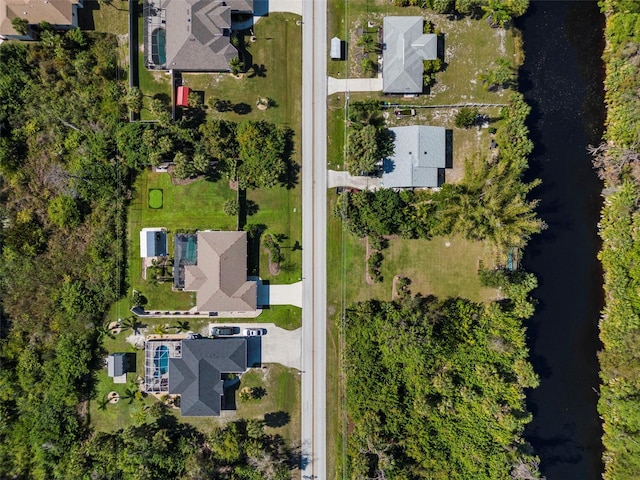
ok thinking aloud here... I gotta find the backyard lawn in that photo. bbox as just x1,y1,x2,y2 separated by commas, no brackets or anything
78,0,129,34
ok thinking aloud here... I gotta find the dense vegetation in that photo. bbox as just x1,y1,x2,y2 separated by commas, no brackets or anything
593,1,640,478
392,0,528,26
0,31,129,478
199,118,293,188
0,32,297,479
62,416,296,480
344,271,541,479
335,93,545,249
345,100,394,176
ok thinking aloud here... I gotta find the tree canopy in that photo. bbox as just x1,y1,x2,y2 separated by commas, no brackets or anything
344,274,541,479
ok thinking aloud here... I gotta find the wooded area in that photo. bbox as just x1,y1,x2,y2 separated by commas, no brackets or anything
0,32,296,478
593,1,640,478
343,270,541,479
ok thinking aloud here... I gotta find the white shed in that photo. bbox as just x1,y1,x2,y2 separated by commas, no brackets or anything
330,37,342,60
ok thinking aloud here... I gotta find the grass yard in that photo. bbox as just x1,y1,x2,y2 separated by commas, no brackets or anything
248,185,302,284
148,189,163,209
234,365,301,443
78,0,130,34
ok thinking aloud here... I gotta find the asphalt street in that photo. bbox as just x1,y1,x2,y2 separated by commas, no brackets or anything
301,0,328,478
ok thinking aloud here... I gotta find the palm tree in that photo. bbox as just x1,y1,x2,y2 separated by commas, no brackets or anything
151,324,168,335
229,57,243,75
356,33,377,54
122,386,139,404
481,0,512,28
97,322,116,341
172,320,191,333
96,394,110,411
120,316,142,335
361,57,376,75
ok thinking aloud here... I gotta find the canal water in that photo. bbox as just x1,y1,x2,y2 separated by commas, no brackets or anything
517,2,605,479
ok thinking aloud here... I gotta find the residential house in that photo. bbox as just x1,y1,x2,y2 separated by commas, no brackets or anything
382,16,438,94
144,0,253,71
0,0,83,40
381,125,447,188
169,337,247,416
183,230,257,312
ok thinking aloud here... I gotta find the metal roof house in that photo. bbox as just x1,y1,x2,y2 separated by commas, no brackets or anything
0,0,82,39
140,227,168,258
382,16,438,94
144,0,253,71
381,126,446,188
184,231,257,312
169,338,247,416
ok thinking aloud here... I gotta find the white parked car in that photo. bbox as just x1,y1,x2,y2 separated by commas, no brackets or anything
244,328,266,336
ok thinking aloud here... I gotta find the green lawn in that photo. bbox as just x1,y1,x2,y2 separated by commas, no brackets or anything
148,189,163,209
235,364,301,442
248,185,302,284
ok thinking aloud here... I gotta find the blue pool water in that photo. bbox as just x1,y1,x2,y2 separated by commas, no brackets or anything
154,345,169,375
152,28,166,66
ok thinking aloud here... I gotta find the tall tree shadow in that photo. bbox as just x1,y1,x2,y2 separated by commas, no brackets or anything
279,127,299,189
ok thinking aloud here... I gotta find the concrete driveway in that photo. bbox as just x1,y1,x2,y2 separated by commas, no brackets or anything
328,74,383,95
257,281,303,308
208,322,301,370
327,170,382,189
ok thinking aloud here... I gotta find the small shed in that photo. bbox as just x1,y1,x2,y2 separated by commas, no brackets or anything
176,86,190,107
107,353,128,383
330,37,342,60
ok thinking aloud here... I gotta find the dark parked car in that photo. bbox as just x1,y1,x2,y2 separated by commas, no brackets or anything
210,326,237,337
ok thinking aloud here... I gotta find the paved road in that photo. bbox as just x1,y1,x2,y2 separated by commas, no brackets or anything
301,0,327,477
327,74,383,95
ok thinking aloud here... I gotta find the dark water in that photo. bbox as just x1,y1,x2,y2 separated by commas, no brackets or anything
517,2,605,479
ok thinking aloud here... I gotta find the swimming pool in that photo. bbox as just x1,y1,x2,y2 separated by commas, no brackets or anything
154,345,169,375
151,28,166,66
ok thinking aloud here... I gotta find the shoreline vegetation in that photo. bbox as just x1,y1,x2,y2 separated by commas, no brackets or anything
330,1,546,478
592,1,640,478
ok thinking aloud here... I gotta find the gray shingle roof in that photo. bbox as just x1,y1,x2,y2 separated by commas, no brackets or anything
184,231,257,312
381,126,446,188
158,0,253,71
382,16,438,94
169,338,247,416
